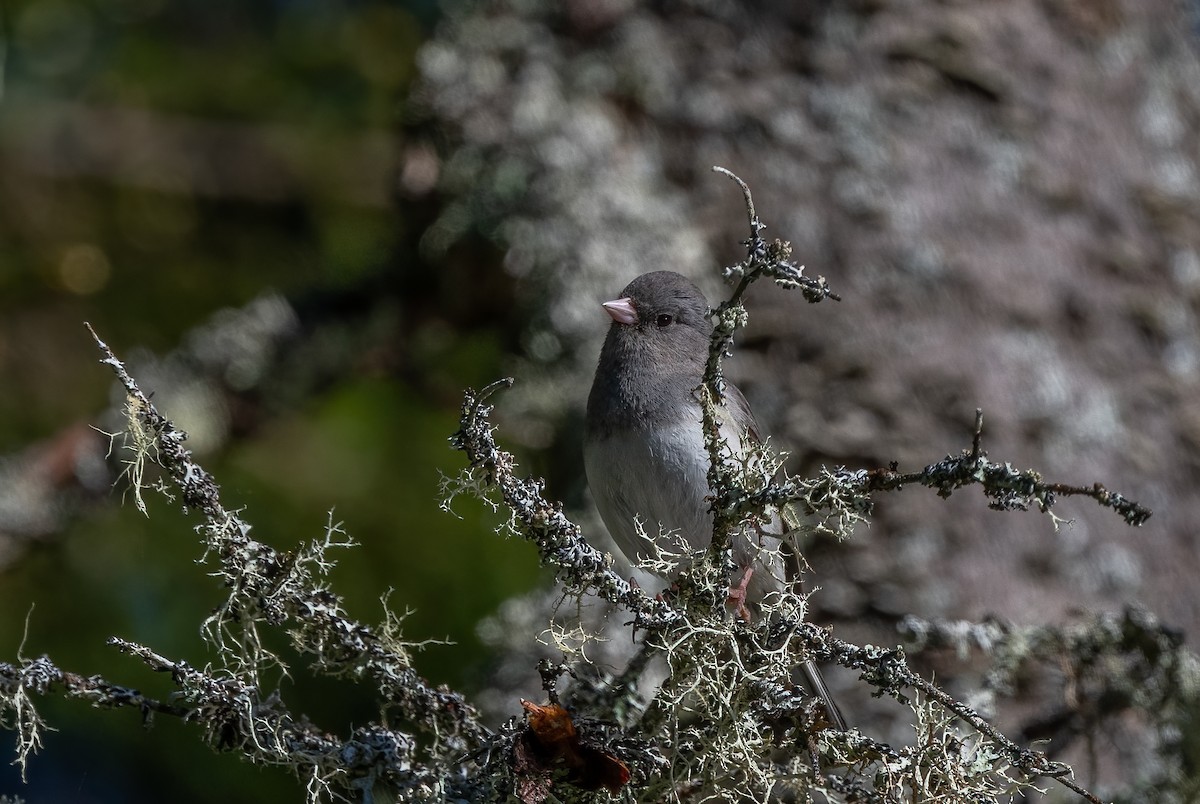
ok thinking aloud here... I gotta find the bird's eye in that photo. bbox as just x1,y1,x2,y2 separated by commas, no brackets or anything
656,314,673,327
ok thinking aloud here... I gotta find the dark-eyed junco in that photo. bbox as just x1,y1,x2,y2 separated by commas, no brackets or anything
584,270,846,730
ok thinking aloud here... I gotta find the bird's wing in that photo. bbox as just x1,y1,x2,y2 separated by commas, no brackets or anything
723,381,762,445
727,382,848,730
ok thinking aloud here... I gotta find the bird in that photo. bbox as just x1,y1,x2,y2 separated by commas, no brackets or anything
583,270,846,730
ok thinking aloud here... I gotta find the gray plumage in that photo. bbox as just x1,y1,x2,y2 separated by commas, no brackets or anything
584,270,846,730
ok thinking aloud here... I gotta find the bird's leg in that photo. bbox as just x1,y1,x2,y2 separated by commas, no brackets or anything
727,567,755,622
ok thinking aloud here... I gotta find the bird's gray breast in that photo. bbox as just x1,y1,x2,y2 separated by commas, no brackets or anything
584,417,720,571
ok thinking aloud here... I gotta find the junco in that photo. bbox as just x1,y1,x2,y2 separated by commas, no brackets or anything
584,270,846,730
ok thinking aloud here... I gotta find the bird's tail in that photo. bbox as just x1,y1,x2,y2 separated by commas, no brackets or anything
802,658,848,731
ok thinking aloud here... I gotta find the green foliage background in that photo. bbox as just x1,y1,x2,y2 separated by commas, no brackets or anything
0,2,544,801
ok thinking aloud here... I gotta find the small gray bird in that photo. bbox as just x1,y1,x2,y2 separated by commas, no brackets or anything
584,270,846,730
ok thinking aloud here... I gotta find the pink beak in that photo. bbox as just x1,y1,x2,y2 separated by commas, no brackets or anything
602,297,638,325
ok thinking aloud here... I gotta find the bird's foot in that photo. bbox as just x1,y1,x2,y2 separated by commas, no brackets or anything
727,567,754,622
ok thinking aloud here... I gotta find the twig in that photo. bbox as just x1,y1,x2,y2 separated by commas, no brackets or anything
700,167,841,557
800,624,1105,803
449,378,683,632
83,322,492,753
861,418,1152,526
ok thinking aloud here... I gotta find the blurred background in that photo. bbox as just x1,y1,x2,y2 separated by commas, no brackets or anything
2,0,1199,801
0,1,545,801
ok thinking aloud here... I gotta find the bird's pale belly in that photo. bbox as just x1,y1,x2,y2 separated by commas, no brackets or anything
585,417,789,602
584,421,716,570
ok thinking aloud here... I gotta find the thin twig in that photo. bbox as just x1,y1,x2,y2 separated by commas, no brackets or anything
84,322,493,752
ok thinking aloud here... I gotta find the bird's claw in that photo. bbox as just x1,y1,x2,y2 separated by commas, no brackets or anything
728,567,755,622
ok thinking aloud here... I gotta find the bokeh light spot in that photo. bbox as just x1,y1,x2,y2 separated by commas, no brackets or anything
58,243,112,295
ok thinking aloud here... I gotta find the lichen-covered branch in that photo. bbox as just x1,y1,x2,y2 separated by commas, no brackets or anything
701,167,840,558
694,178,1149,539
863,409,1152,527
108,638,433,799
0,638,445,800
900,606,1200,764
82,323,491,757
0,652,185,780
448,378,683,633
437,170,1156,803
1,171,1169,804
448,373,1111,802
